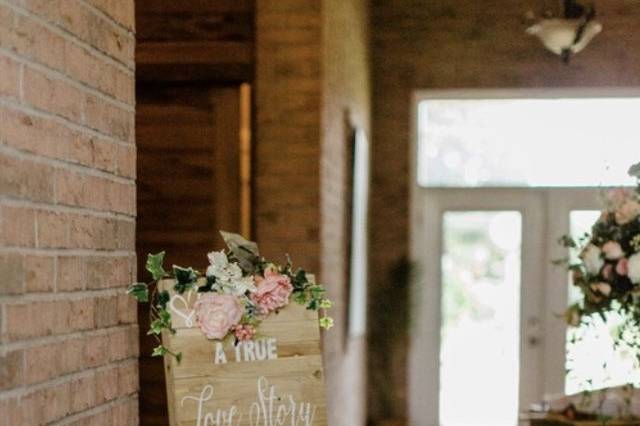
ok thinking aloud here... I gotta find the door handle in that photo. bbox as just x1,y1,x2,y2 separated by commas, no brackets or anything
526,316,542,347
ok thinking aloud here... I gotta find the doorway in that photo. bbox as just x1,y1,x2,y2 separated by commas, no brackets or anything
135,82,251,424
408,90,640,426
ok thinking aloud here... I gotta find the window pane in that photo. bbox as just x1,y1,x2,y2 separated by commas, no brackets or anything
418,98,640,187
565,210,640,394
441,211,522,426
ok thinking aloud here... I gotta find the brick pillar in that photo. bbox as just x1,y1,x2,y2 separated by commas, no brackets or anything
0,1,138,423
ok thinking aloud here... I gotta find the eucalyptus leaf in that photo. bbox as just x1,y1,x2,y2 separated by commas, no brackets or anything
220,230,259,273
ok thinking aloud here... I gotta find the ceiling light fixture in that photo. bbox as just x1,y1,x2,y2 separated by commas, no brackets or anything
526,0,602,63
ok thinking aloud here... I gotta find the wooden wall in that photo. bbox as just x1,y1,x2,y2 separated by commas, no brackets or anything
321,1,371,425
136,0,254,82
369,0,640,423
255,2,373,425
135,2,255,424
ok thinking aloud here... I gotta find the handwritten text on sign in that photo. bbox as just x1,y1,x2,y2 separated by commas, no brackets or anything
181,377,317,426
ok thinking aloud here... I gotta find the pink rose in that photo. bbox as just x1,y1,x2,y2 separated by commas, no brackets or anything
602,241,624,260
607,188,631,205
615,200,640,225
616,258,629,276
194,294,243,340
233,324,256,342
251,269,293,315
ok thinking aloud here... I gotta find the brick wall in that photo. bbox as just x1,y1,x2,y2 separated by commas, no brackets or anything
0,0,138,424
369,0,640,422
256,1,371,424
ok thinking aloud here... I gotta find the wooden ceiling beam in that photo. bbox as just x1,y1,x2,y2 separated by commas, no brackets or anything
136,41,253,66
135,0,253,14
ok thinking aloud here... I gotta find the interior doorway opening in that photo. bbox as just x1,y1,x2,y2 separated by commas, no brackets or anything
409,90,640,426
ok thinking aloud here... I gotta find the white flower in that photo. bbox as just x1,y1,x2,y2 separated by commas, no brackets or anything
627,253,640,284
580,244,604,275
206,250,256,295
602,241,624,260
590,282,612,297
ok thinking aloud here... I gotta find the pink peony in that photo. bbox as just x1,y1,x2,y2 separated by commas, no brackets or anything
602,241,624,260
607,188,631,205
233,324,256,342
194,294,243,340
616,258,629,276
250,269,293,316
615,200,640,225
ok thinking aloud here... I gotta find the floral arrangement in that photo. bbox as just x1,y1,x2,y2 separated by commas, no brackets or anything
128,231,333,362
560,163,640,356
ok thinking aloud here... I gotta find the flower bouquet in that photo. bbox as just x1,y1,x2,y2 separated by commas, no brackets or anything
128,231,333,362
560,163,640,345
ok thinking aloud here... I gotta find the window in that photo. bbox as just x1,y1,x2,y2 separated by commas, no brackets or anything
417,97,640,188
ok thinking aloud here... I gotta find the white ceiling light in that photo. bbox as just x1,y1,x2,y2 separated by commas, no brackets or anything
526,0,602,63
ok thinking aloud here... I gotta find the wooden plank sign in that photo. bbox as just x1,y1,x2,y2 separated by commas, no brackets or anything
159,280,328,425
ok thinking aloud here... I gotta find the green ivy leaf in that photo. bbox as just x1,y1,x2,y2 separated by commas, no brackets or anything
157,290,170,310
147,320,163,335
151,345,168,357
198,275,216,293
127,283,149,302
148,308,173,336
146,252,166,281
307,299,319,311
292,269,308,291
319,316,334,330
173,265,197,294
175,352,183,363
158,309,172,324
292,291,308,305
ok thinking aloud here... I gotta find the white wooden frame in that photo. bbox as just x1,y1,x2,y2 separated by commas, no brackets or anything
408,88,640,426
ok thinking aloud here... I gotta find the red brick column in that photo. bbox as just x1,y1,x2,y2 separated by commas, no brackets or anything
0,0,138,423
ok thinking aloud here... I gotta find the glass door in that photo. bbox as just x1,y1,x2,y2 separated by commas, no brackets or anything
440,211,523,425
409,188,546,426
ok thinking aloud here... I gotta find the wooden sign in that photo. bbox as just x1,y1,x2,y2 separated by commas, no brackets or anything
159,280,328,425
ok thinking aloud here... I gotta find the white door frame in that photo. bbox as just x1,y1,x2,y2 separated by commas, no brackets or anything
542,189,605,396
409,188,547,425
